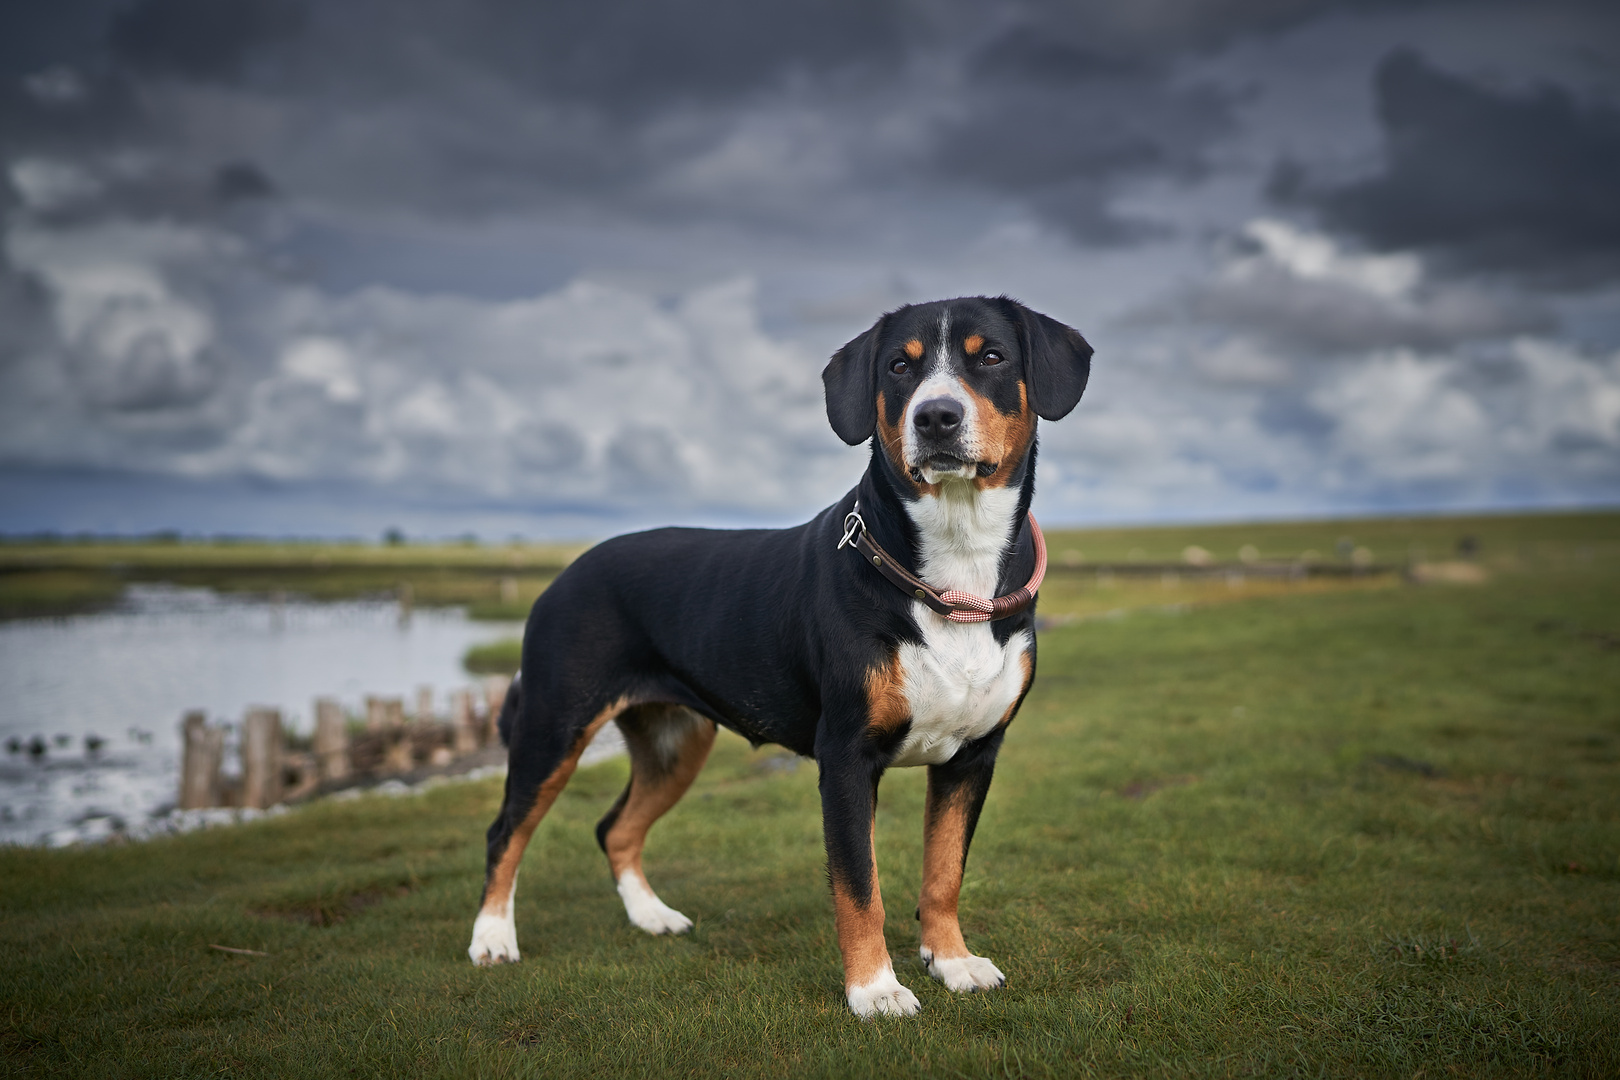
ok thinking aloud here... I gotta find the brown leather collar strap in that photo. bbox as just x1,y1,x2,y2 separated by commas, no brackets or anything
838,502,1047,624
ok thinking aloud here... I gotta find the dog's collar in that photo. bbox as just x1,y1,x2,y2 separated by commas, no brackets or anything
837,500,1047,624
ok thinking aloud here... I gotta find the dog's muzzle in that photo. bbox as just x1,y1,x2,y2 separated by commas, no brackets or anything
909,396,987,479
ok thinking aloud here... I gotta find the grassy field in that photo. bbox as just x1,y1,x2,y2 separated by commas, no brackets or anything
0,536,585,620
460,510,1617,676
5,509,1611,624
2,513,1618,1077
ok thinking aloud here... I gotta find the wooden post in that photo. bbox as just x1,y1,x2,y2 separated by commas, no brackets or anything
415,685,435,724
241,707,284,809
314,697,350,782
365,695,387,732
382,696,412,772
452,689,478,754
179,710,223,810
482,675,510,747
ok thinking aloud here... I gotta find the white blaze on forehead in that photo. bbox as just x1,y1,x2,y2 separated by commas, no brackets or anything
901,309,984,473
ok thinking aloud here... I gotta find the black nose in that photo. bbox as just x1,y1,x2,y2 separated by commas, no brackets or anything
913,397,963,434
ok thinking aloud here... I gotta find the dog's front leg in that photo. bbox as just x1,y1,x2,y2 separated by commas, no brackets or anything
919,730,1007,992
817,740,920,1018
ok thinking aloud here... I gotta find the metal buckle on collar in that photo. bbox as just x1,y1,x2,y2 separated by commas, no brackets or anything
837,502,866,550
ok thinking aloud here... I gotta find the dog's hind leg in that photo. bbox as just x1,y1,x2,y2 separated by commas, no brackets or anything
595,704,716,935
469,695,627,965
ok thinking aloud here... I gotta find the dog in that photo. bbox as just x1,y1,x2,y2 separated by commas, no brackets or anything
468,296,1092,1017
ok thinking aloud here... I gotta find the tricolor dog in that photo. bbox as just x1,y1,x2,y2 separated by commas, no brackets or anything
469,296,1092,1017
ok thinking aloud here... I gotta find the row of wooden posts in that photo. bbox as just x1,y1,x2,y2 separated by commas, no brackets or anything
178,675,512,811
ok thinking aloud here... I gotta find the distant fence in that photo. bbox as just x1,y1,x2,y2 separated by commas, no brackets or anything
178,675,512,811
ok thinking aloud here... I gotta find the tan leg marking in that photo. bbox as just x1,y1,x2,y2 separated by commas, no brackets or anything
836,817,921,1016
919,779,971,961
478,697,627,916
918,776,1007,991
602,708,716,886
833,818,890,988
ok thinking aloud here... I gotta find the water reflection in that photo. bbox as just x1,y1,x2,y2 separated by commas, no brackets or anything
0,584,521,846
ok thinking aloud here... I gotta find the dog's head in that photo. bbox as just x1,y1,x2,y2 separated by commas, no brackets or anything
822,297,1092,491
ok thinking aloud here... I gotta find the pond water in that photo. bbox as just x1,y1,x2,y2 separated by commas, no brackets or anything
0,585,524,847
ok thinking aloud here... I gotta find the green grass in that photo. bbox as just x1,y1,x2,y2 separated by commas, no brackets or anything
6,508,1614,622
1038,508,1620,565
464,637,525,676
0,536,588,572
4,517,1619,1078
0,568,127,619
6,508,1613,621
0,537,579,620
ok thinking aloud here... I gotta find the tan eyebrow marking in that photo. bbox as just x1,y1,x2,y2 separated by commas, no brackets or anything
904,339,924,359
963,334,984,355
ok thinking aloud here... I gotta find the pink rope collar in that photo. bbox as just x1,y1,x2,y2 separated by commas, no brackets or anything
839,502,1047,623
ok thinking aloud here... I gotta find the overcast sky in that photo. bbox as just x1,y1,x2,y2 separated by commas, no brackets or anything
2,0,1618,537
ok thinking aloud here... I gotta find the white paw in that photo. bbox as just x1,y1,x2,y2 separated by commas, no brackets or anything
847,966,922,1018
468,910,520,965
617,870,694,936
920,947,1005,992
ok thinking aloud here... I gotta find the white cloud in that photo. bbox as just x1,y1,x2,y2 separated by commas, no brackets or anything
1133,218,1553,355
1238,218,1420,299
1509,339,1620,470
1031,326,1620,522
1303,340,1620,498
1311,349,1491,485
7,159,101,212
1189,337,1294,386
2,210,1613,531
146,274,853,513
5,221,223,411
280,338,362,403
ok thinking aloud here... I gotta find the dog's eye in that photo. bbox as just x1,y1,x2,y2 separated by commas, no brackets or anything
889,358,909,375
981,350,1004,366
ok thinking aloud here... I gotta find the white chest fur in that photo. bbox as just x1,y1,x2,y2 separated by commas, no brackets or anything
890,483,1032,768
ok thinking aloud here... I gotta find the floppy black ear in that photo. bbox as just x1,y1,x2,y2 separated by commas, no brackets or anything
997,299,1093,421
821,317,885,445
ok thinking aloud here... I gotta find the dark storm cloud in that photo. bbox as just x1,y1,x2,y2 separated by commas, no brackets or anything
212,162,275,202
0,64,141,161
0,0,1329,239
0,256,53,371
103,0,905,107
109,0,308,81
939,26,1235,242
3,0,910,229
3,0,1617,531
410,0,904,111
1276,48,1620,286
